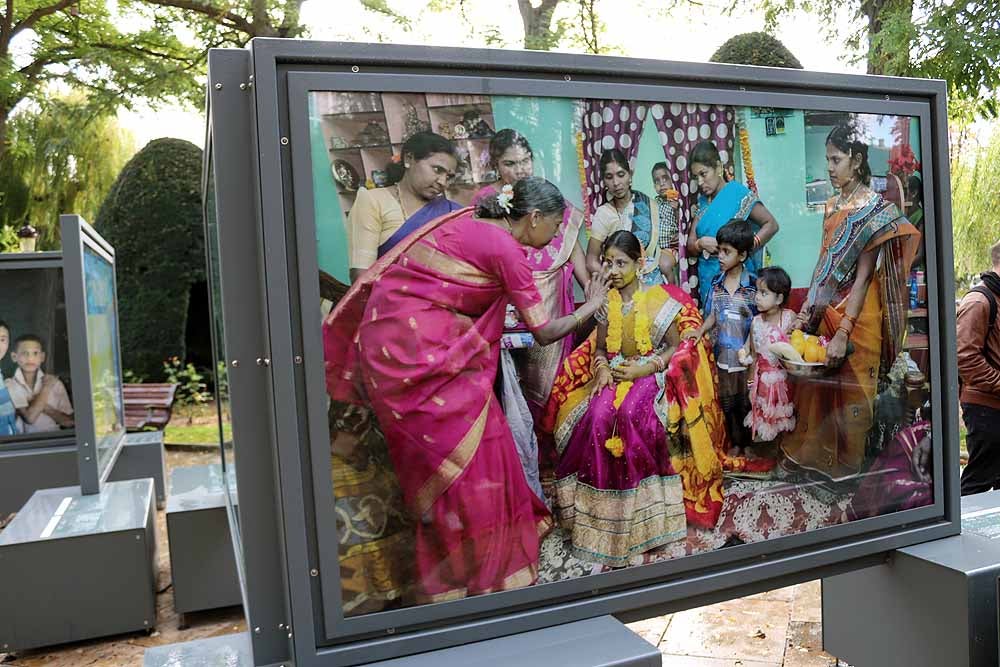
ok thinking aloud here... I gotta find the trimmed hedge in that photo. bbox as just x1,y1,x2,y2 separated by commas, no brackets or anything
710,32,804,69
95,138,204,379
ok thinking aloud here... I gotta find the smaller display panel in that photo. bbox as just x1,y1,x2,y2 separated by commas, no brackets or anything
0,267,74,443
82,245,126,480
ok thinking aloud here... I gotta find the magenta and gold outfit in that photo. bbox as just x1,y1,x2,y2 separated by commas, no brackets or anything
324,208,553,603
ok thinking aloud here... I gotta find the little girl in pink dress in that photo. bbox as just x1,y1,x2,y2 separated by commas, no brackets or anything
739,267,796,442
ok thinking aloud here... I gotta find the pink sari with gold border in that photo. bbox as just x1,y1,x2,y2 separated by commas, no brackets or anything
325,208,553,602
474,184,585,411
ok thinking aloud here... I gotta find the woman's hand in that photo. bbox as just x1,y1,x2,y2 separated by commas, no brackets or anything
590,366,614,398
584,269,611,308
681,328,702,342
791,311,809,331
611,360,648,382
825,329,849,367
697,236,719,255
738,348,753,367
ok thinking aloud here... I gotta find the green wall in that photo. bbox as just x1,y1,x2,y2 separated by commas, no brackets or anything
310,95,350,282
491,96,585,209
743,110,822,287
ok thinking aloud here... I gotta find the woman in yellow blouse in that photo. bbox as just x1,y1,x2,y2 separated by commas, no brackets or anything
347,131,460,283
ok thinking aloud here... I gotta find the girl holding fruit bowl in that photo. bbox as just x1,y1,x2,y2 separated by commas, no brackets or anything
779,121,921,481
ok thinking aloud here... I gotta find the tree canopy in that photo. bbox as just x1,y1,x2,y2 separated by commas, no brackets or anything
0,1,200,158
1,93,134,248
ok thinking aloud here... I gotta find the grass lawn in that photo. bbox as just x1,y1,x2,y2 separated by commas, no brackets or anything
164,422,232,445
163,401,232,445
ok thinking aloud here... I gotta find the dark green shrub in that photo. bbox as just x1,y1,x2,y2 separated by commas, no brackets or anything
95,138,204,379
710,32,804,69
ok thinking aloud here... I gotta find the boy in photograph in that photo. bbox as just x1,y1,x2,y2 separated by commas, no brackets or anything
5,334,74,433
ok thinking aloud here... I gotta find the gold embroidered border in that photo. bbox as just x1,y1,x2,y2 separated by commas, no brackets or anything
518,301,550,329
413,399,490,515
404,243,498,286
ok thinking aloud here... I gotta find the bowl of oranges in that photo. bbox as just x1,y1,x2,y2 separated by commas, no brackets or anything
769,330,832,379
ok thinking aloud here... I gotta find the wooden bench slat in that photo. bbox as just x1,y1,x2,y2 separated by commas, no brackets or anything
122,383,179,432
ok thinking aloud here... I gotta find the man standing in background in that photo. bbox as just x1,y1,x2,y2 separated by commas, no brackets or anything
958,240,1000,495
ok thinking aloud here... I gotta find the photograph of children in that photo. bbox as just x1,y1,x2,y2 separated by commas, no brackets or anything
307,91,933,614
0,268,73,440
5,333,74,433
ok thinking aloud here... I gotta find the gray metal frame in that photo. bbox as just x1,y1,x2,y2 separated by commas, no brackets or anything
208,38,959,667
60,215,127,495
205,47,293,667
0,251,76,453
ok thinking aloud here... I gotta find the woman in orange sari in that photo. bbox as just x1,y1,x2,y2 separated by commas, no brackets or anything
782,123,921,480
325,178,609,603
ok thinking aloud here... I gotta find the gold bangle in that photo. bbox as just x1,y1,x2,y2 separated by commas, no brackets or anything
571,311,583,328
837,324,853,338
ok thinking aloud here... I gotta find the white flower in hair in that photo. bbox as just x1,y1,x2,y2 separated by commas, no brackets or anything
496,183,514,214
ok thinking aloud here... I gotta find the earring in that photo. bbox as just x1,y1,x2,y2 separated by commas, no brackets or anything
531,222,537,229
404,164,411,169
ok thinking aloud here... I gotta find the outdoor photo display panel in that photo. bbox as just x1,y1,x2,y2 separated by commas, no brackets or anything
310,91,933,616
82,245,126,478
0,267,73,443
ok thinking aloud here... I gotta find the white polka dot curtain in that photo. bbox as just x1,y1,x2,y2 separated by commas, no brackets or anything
581,100,649,216
647,103,735,295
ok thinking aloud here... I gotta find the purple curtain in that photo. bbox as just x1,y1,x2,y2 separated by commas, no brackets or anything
648,103,735,295
581,100,649,218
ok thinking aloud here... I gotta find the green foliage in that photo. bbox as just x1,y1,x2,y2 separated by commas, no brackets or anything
215,360,230,402
123,369,148,384
950,126,1000,287
1,93,135,248
0,1,201,153
163,356,210,405
710,32,803,69
95,138,205,379
122,0,308,49
725,0,1000,116
0,225,18,253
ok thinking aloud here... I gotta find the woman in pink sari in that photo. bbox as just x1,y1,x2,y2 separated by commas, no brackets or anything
325,178,609,603
472,129,590,417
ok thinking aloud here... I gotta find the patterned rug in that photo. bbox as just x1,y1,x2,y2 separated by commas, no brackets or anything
537,471,854,581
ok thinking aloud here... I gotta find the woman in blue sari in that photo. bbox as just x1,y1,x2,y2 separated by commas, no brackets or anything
685,141,779,307
347,131,461,283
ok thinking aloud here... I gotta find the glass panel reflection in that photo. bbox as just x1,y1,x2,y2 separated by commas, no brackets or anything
83,246,125,478
311,93,934,614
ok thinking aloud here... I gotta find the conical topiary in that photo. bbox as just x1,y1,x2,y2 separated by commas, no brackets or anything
710,32,804,69
94,138,204,379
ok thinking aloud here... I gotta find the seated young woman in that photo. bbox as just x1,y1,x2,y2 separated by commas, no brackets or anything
546,230,737,567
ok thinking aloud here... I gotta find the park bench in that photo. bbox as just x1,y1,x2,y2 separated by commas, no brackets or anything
123,383,179,432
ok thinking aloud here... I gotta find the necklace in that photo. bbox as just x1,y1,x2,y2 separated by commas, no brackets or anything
393,184,411,219
836,180,862,209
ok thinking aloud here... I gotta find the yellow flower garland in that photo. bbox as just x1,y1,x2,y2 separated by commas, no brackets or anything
601,286,655,459
605,288,653,356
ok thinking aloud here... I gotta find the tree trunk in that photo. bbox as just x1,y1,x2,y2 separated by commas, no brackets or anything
517,0,562,51
0,106,9,164
863,0,913,75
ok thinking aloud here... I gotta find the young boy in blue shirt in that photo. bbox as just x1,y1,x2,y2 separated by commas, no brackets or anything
683,219,757,454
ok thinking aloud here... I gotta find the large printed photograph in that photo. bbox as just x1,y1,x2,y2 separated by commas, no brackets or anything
309,91,933,615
